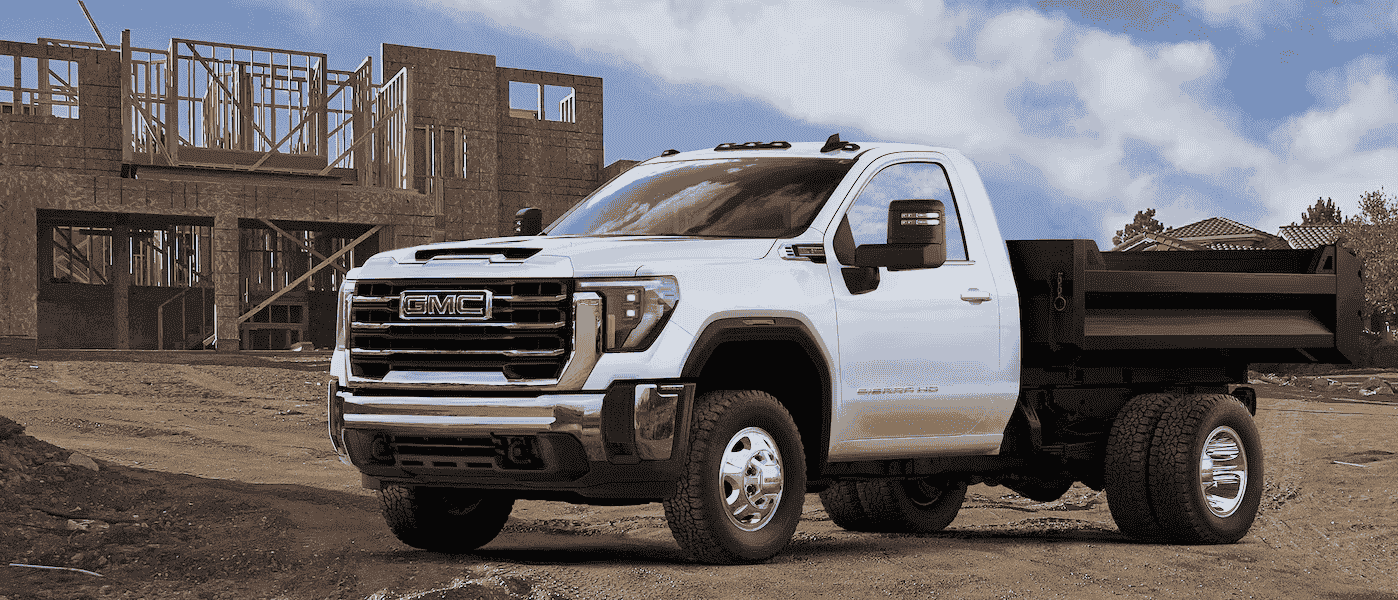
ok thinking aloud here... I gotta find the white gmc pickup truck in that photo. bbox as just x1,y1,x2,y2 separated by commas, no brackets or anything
328,135,1360,563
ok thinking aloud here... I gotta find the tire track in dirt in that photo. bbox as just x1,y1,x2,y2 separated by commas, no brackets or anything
171,364,282,400
1252,397,1398,593
1252,400,1310,558
1258,402,1305,515
46,361,107,395
9,359,1397,599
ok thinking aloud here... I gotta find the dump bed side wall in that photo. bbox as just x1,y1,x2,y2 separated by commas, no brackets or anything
1005,240,1360,369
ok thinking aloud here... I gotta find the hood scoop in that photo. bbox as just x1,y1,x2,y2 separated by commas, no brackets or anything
415,247,542,262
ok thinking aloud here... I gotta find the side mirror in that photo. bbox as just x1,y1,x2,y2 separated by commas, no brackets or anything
854,199,946,269
514,207,543,236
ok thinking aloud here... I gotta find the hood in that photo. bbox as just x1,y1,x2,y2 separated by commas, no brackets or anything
358,235,777,279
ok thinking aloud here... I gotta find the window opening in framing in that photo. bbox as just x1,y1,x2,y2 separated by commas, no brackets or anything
239,228,364,299
508,82,576,122
239,225,372,350
1,54,80,118
51,225,211,286
545,85,575,123
508,81,541,119
417,125,466,193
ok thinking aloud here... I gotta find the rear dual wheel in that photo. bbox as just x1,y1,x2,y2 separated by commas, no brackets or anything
1149,394,1263,543
1105,393,1184,540
1105,393,1263,544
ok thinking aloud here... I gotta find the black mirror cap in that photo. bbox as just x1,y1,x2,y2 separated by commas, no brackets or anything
854,243,946,269
887,199,945,245
850,198,947,269
514,207,543,236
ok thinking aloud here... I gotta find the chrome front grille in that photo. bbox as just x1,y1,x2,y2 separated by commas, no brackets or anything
349,279,573,380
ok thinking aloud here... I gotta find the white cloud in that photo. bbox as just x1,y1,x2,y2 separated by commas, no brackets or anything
1287,57,1397,160
1181,0,1305,40
244,0,328,30
416,0,1397,244
1324,0,1398,42
1257,55,1398,229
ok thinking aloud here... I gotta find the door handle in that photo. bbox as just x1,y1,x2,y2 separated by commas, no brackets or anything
960,288,992,304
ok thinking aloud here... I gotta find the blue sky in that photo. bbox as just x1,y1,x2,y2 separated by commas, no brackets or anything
5,0,1397,246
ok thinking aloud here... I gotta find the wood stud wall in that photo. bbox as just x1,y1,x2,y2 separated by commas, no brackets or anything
0,35,607,352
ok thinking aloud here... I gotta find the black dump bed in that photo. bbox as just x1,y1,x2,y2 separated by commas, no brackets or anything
1006,240,1361,368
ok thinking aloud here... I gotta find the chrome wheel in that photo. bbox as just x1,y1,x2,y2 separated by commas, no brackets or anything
1145,394,1262,544
719,426,784,531
1199,425,1248,517
663,390,806,563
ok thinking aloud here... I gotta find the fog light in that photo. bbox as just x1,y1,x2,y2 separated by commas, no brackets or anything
369,434,393,462
497,436,543,469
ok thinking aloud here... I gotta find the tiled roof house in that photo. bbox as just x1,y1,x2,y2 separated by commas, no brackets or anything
1112,217,1293,251
1278,224,1344,250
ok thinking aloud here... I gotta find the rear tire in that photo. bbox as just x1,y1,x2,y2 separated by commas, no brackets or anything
856,477,967,533
1148,394,1263,544
379,485,514,552
662,390,806,564
1104,392,1183,541
819,481,880,532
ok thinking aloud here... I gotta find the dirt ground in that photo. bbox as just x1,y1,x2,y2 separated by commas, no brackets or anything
1,351,1395,600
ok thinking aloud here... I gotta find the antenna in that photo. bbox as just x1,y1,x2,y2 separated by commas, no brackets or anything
77,1,113,50
821,133,859,153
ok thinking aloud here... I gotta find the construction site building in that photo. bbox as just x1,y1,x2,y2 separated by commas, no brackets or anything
0,31,608,352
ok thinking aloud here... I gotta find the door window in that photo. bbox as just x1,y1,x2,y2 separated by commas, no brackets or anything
844,162,968,261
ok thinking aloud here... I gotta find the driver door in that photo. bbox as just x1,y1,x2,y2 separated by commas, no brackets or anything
826,159,1002,461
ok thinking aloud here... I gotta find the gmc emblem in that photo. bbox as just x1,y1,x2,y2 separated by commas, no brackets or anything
399,290,493,320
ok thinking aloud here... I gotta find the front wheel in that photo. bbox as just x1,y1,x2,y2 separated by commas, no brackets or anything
1148,393,1264,544
662,390,806,564
856,477,967,533
379,485,514,552
819,481,880,532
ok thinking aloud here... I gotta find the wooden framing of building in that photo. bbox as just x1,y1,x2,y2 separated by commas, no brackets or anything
0,30,604,352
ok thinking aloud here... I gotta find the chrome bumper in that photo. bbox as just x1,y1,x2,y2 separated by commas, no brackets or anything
329,382,690,463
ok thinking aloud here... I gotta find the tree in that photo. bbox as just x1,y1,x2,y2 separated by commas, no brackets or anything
1113,208,1167,246
1339,187,1398,321
1296,196,1343,226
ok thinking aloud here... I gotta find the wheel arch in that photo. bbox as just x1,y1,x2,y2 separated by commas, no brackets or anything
681,317,832,481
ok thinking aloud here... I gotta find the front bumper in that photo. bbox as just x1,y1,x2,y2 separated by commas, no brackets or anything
328,379,695,499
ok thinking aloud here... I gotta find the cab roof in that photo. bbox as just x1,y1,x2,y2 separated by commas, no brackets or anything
643,136,961,164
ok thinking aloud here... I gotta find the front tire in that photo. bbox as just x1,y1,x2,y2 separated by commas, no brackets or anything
819,481,880,532
379,485,514,552
1148,394,1263,544
856,477,967,533
662,390,806,564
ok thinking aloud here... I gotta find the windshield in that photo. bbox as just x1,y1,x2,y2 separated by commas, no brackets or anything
544,158,855,238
